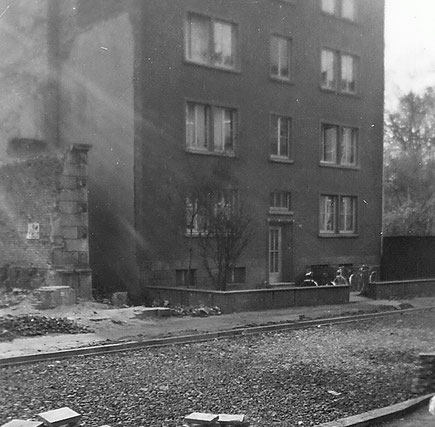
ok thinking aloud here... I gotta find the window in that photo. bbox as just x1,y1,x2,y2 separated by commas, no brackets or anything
186,102,209,150
186,198,207,235
186,102,237,155
321,49,358,94
321,49,336,90
270,191,291,213
321,123,357,166
186,14,238,70
271,115,292,159
185,190,238,235
341,0,356,20
321,0,356,21
226,267,246,284
214,107,236,153
320,195,357,234
270,36,291,80
176,269,196,287
339,196,356,233
340,54,357,93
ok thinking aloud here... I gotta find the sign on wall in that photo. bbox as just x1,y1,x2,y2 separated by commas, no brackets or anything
26,222,40,240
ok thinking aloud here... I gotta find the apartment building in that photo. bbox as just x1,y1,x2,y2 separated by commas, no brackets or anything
1,0,384,295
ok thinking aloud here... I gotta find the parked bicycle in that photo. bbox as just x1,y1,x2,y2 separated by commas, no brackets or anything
331,267,349,286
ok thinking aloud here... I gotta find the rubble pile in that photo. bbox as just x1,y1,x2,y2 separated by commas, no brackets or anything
0,315,92,341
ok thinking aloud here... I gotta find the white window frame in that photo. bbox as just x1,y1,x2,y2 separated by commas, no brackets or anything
321,0,357,21
320,194,357,235
269,191,291,214
340,53,357,94
186,102,210,151
186,101,237,155
339,196,357,233
321,49,359,94
270,35,292,81
186,13,238,71
321,49,337,90
321,123,358,167
270,115,292,159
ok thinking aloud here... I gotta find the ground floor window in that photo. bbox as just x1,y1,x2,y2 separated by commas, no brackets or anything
175,269,196,287
320,194,357,235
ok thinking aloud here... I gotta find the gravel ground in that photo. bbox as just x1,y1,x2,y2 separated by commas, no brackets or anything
1,310,435,427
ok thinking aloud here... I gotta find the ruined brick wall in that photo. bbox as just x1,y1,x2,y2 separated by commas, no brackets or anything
0,144,92,298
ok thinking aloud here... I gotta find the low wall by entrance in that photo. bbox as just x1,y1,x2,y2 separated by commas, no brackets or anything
144,285,350,314
366,279,435,300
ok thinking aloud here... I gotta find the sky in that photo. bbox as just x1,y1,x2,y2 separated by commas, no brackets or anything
385,0,435,109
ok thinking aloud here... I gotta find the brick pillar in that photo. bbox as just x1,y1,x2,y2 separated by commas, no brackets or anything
412,353,435,394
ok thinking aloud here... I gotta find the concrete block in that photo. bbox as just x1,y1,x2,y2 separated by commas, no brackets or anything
64,239,88,252
184,413,219,425
59,176,77,190
37,286,76,309
58,202,80,214
52,249,79,266
218,414,247,425
37,407,81,427
59,189,87,202
63,163,87,177
1,421,44,427
60,214,88,228
62,227,79,239
112,292,128,307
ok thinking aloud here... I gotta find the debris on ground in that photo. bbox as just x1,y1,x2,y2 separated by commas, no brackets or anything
0,314,92,341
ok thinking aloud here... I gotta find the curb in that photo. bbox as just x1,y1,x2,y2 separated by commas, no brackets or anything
316,393,434,426
0,306,434,368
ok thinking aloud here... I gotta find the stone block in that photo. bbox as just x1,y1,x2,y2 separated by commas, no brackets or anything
62,163,88,177
112,292,128,307
58,202,79,214
52,249,79,266
218,414,247,425
184,413,219,425
62,227,79,239
37,407,81,427
1,421,43,427
64,239,88,252
59,176,77,190
59,189,87,202
36,286,76,309
60,214,88,228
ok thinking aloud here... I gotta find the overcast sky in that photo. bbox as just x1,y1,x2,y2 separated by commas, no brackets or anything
385,0,435,109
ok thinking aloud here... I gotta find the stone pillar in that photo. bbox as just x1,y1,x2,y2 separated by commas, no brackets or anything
412,353,435,394
50,143,93,300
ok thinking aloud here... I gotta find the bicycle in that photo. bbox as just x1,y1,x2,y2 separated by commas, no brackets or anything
349,265,372,293
331,267,349,286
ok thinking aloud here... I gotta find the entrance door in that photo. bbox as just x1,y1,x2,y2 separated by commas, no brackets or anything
269,226,282,283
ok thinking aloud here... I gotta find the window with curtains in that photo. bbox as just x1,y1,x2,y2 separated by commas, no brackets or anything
270,35,292,81
185,13,238,70
321,49,358,94
321,0,357,21
186,102,237,155
320,195,357,235
321,123,358,167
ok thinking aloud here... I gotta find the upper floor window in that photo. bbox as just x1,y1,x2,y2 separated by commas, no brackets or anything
321,0,356,21
321,123,358,166
186,14,238,70
270,36,292,81
271,115,292,159
269,191,291,214
321,49,358,94
320,194,357,235
340,54,357,93
186,102,237,155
